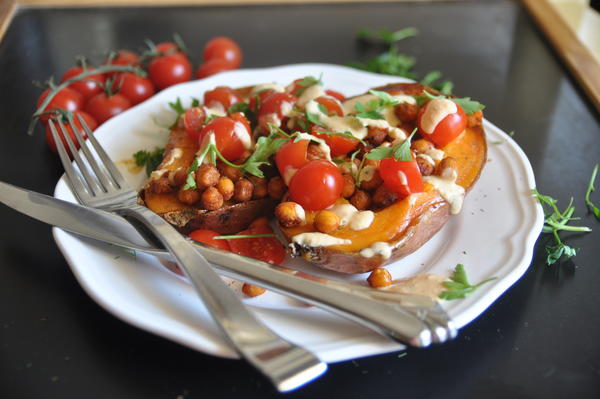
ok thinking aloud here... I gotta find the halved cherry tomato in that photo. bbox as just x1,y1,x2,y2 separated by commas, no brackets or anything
195,58,235,79
148,53,192,90
325,89,346,101
198,116,250,161
113,73,155,105
249,89,275,113
311,125,359,157
61,66,106,100
315,95,343,116
84,92,131,125
257,92,297,132
182,107,206,141
203,86,241,111
379,156,424,198
188,229,231,251
289,160,343,210
275,139,309,183
417,99,467,148
227,224,286,265
203,37,242,69
45,111,98,156
229,112,251,134
36,88,84,123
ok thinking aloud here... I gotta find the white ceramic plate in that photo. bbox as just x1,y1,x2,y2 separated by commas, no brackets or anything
52,64,544,363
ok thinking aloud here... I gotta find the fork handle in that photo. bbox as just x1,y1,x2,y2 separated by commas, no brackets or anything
120,204,326,392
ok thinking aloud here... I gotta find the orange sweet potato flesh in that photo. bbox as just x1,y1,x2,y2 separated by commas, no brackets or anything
281,83,487,274
140,127,276,234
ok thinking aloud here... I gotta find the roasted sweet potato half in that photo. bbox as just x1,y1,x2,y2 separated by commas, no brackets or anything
280,83,487,273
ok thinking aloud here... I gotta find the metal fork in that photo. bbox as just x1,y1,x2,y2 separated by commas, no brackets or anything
48,116,327,392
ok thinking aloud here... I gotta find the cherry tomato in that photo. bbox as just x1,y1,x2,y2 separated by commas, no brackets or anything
45,111,98,157
182,106,207,141
198,116,250,161
227,224,286,265
257,92,297,132
36,88,84,123
148,53,192,90
325,89,346,101
188,229,231,251
61,67,106,100
311,125,358,157
195,58,235,79
275,139,309,183
315,95,343,116
103,50,140,78
379,156,424,197
249,89,275,113
113,73,155,105
286,77,318,97
289,160,343,210
417,99,467,148
84,92,131,125
203,86,241,111
203,37,242,69
229,112,251,135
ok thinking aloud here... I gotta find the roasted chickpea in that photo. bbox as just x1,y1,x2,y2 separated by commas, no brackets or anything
242,283,266,298
314,210,340,234
267,176,286,200
394,102,418,122
307,143,328,161
437,157,459,179
416,156,435,176
372,185,399,209
366,126,387,146
177,187,201,205
367,268,392,288
170,168,187,187
195,164,220,190
275,201,305,228
411,138,434,154
341,174,356,198
360,168,383,192
234,178,254,202
217,176,234,201
150,177,174,194
350,189,371,210
467,110,483,127
250,176,268,199
201,186,224,210
217,161,243,182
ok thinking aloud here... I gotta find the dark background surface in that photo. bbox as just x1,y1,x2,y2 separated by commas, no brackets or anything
1,1,599,398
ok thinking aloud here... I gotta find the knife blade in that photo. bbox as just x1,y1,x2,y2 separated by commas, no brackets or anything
0,180,455,347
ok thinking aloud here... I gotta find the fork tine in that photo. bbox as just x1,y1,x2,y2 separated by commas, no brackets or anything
56,119,105,197
67,115,116,193
77,114,128,189
48,120,93,203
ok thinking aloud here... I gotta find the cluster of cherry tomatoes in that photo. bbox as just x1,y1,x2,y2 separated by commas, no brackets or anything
35,36,243,155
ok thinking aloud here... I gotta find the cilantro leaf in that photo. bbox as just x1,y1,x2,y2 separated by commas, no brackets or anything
294,75,323,96
168,97,185,116
356,27,418,45
366,128,416,161
365,146,393,160
585,163,600,220
420,70,442,87
354,99,384,120
241,135,289,177
532,188,592,265
317,103,329,116
133,147,165,176
369,89,400,107
191,97,200,107
306,112,322,125
439,264,497,300
228,102,251,115
183,156,199,190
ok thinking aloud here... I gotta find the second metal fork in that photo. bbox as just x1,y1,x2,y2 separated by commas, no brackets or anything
48,115,326,392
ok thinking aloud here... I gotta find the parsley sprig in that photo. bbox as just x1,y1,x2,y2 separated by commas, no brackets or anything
439,264,497,300
366,128,417,162
585,164,600,220
416,91,485,115
133,147,165,176
532,189,592,265
354,89,400,120
356,27,418,45
293,75,323,96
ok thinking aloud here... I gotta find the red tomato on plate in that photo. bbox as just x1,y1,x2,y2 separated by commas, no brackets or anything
417,99,467,148
188,229,231,251
379,156,424,197
203,86,241,110
289,160,343,210
227,224,286,265
198,116,250,161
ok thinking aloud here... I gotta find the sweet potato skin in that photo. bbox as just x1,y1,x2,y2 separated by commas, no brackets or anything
284,83,487,274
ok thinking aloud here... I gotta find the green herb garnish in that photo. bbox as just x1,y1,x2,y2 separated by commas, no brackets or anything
228,102,251,115
293,75,323,96
439,264,497,300
168,97,185,116
314,130,365,145
213,233,277,240
191,97,201,107
366,128,417,162
356,27,418,45
585,164,600,220
133,147,165,176
532,188,592,265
